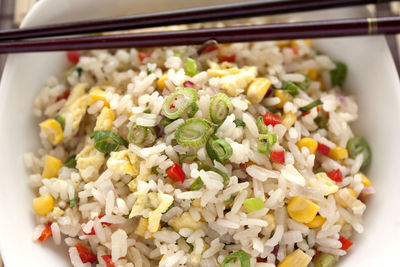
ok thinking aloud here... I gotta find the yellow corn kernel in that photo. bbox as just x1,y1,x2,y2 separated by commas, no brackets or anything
89,87,109,107
134,217,150,238
262,214,276,230
281,112,297,129
359,173,372,187
39,118,64,145
329,146,349,160
192,198,201,208
42,155,63,178
33,194,54,216
305,215,326,228
308,68,318,81
334,188,357,208
157,73,169,89
276,41,290,49
296,138,318,154
287,196,320,224
94,107,115,130
274,89,292,108
246,77,271,104
278,249,311,267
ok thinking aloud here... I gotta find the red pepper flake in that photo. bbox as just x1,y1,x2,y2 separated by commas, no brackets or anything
75,243,97,263
339,236,353,250
98,215,112,226
167,163,185,183
218,54,236,63
84,215,112,235
101,255,115,267
198,42,219,55
38,222,52,243
270,150,285,164
66,51,80,64
289,46,299,55
327,169,343,182
138,51,152,62
183,81,195,88
239,163,247,169
317,143,331,156
263,111,282,126
169,104,175,109
56,89,71,102
302,106,321,117
256,257,268,262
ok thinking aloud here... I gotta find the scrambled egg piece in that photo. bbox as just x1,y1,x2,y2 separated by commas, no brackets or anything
129,192,149,218
76,144,105,181
148,193,174,233
309,172,339,196
59,83,89,137
168,212,203,231
207,61,257,96
94,107,115,130
106,150,139,176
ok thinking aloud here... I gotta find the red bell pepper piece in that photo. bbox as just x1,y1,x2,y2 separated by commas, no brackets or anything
101,255,115,267
138,51,152,62
183,81,195,88
56,89,71,102
327,169,343,182
263,112,282,126
38,222,52,243
75,243,97,263
218,54,236,63
66,51,80,64
167,163,185,183
317,143,331,156
270,150,285,164
339,236,353,250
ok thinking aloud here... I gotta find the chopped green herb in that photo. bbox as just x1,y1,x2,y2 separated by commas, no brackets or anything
295,75,311,91
146,67,152,75
190,177,204,191
69,198,76,208
64,155,77,168
64,67,83,78
161,118,175,126
281,81,299,96
143,108,151,114
209,93,233,124
314,116,328,129
185,58,198,77
151,166,159,174
233,119,246,127
346,136,371,168
266,106,278,114
224,196,235,203
175,118,213,147
54,115,65,129
163,204,174,214
331,61,347,87
314,167,325,174
197,161,230,185
162,87,198,119
222,251,250,267
187,242,194,250
299,98,323,113
90,130,128,153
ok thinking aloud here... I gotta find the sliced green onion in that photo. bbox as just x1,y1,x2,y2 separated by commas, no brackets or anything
331,61,347,87
299,98,323,113
64,155,77,168
197,161,230,185
90,130,128,153
163,204,174,214
314,253,337,267
69,198,76,208
222,251,250,267
346,136,371,168
161,117,175,126
224,196,235,203
190,177,204,191
187,103,199,118
175,118,213,147
186,242,194,250
257,133,277,155
281,81,299,96
179,154,197,164
256,116,268,134
243,198,265,212
64,67,83,78
54,115,65,129
173,51,183,58
266,106,278,114
209,93,233,124
206,135,219,163
128,123,147,145
143,108,151,114
146,67,152,75
314,116,328,129
295,75,311,91
211,139,232,163
185,58,198,77
162,87,198,119
233,119,246,127
143,127,157,146
151,166,159,174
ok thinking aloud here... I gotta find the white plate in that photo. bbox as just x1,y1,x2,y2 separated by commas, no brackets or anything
0,0,400,266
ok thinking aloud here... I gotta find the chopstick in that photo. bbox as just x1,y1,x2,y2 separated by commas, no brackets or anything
0,0,391,41
1,17,399,54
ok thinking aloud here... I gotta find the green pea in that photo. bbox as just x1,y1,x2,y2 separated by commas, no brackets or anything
314,253,337,267
346,136,371,168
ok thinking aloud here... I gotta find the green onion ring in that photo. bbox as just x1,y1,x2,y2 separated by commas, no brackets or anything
127,123,147,145
175,118,213,147
222,251,250,267
162,87,198,119
209,93,233,124
211,138,232,163
90,130,128,153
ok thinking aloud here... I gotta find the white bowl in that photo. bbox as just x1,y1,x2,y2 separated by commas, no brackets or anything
1,0,400,266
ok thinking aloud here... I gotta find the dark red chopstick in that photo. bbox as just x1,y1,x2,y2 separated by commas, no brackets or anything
0,0,391,41
0,17,399,54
